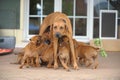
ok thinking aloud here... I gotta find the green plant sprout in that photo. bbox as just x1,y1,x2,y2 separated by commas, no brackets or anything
94,38,107,57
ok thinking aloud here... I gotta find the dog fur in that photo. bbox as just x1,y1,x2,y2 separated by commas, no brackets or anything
39,12,78,69
58,36,70,71
40,43,54,68
19,35,41,69
74,39,99,69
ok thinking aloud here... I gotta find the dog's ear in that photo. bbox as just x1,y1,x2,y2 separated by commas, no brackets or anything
36,35,42,46
50,24,53,37
73,39,78,48
61,19,66,23
65,24,69,32
60,19,69,33
29,39,31,41
50,24,53,31
44,26,50,33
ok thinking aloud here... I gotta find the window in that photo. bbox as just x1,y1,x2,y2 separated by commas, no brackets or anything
62,0,88,37
29,0,54,35
0,0,20,29
93,0,120,39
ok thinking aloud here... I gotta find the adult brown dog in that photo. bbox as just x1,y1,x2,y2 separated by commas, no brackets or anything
19,35,41,69
74,40,99,69
39,12,78,69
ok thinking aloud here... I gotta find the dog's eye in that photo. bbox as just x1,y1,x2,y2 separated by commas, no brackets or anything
54,26,57,29
29,39,31,41
60,26,63,30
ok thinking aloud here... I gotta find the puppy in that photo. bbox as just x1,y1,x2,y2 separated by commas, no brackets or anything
58,36,70,71
39,12,78,69
19,35,41,69
74,40,99,69
40,43,54,68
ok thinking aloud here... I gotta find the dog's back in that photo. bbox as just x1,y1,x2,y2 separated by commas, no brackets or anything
77,44,99,58
76,43,99,69
39,12,72,35
40,43,54,61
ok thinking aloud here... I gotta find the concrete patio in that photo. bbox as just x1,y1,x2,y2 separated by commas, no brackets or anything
0,48,120,80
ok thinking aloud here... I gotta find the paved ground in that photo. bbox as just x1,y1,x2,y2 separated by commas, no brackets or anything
0,49,120,80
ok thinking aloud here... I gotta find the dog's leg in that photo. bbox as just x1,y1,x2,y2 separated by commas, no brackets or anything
69,37,78,70
47,58,53,68
85,57,94,69
19,55,27,69
35,56,40,67
93,56,99,69
65,56,70,71
39,23,48,35
26,57,31,68
59,57,70,71
30,57,34,67
53,38,59,69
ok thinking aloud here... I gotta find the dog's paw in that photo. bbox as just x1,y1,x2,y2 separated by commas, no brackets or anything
47,65,52,68
35,64,41,67
66,69,71,72
19,66,23,69
73,64,79,70
54,64,58,69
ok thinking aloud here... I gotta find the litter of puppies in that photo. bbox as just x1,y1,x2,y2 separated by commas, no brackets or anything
12,12,100,71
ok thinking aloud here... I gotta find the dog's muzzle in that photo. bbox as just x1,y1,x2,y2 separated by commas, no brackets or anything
55,32,62,38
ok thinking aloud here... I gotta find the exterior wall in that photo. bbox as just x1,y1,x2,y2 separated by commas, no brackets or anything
0,0,119,48
0,0,27,47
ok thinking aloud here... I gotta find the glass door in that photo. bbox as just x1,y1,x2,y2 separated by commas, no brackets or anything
62,0,90,42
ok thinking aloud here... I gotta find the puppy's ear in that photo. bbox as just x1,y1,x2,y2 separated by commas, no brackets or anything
73,39,78,48
29,39,31,41
36,36,42,46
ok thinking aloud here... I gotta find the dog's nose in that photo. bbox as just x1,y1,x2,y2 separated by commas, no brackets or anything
55,32,61,38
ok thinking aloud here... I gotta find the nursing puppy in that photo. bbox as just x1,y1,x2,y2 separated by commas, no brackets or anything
19,35,41,69
40,43,54,68
39,12,78,69
58,36,70,71
74,39,99,69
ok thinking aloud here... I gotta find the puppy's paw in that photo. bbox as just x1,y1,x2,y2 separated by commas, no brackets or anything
54,64,58,69
92,63,98,69
35,64,41,67
66,68,71,72
47,65,52,68
19,66,23,69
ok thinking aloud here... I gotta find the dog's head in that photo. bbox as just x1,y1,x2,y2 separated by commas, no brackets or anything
51,19,68,38
29,35,42,46
42,32,51,45
58,36,69,48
